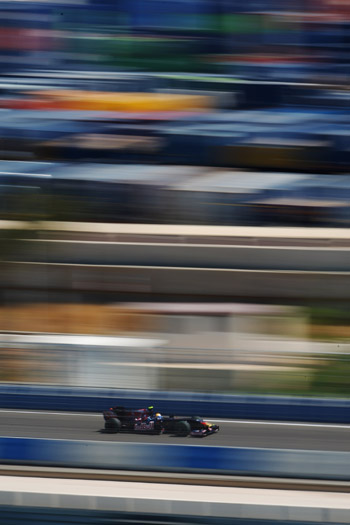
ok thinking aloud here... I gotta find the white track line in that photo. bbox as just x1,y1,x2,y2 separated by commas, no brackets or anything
211,419,350,429
0,409,100,417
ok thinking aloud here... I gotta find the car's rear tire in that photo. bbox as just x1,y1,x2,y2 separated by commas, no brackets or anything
175,420,191,437
105,417,121,433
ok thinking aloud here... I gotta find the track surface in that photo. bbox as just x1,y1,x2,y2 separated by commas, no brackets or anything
1,410,349,451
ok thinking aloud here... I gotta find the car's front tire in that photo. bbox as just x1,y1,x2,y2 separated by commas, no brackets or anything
105,417,122,433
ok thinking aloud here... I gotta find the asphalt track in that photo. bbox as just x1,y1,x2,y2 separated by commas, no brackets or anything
0,410,349,451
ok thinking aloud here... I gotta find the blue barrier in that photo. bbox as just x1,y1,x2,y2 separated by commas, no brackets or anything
0,384,349,423
0,437,349,480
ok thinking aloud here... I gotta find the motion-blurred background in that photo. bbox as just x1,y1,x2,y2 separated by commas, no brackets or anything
0,0,349,399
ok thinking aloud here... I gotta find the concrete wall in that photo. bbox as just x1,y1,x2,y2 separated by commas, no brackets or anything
12,239,350,271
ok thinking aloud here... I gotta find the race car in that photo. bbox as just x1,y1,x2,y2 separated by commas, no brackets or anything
102,405,219,437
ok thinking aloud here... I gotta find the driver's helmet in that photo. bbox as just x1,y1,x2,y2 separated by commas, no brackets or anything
155,412,163,420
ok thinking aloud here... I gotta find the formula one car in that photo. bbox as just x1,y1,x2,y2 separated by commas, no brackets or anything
102,405,219,437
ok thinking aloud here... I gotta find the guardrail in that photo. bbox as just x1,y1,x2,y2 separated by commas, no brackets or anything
4,262,350,299
0,384,349,423
0,437,349,481
12,240,350,272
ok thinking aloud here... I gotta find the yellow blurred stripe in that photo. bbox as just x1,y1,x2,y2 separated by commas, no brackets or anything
28,90,213,112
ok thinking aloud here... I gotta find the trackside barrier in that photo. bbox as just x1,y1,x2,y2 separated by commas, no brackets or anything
0,508,314,525
0,437,349,481
0,384,349,423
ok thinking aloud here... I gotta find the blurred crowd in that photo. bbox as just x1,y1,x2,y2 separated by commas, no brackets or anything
0,0,349,228
0,0,349,82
